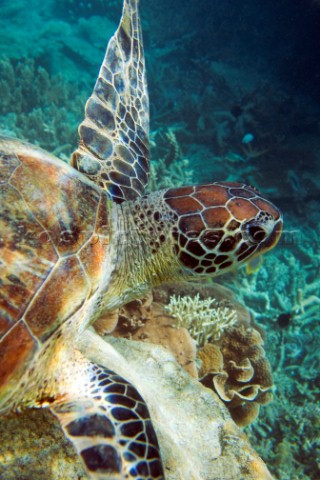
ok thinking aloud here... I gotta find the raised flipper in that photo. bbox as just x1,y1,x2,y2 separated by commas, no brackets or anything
50,363,165,480
71,0,149,203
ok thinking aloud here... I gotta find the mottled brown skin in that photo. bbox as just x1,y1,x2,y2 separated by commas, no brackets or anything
0,138,110,403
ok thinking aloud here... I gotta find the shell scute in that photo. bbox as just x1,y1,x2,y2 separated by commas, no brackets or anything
0,150,21,183
25,255,90,341
95,194,110,237
11,154,101,256
0,321,38,399
0,140,109,401
79,238,109,294
0,183,58,331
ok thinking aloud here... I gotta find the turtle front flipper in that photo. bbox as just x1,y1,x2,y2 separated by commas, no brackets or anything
72,0,149,203
50,363,165,480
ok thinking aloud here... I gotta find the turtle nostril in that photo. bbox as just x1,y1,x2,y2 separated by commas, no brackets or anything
247,224,267,243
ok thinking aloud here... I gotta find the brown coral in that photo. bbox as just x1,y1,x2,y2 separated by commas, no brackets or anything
199,324,273,427
94,294,198,378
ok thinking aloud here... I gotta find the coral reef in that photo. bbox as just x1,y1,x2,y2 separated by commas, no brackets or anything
112,277,318,477
218,216,320,479
153,282,273,428
94,283,273,430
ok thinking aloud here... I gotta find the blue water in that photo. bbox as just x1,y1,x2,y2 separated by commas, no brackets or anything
0,0,319,478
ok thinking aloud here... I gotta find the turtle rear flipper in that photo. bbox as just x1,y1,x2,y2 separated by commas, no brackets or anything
72,0,149,203
51,363,164,480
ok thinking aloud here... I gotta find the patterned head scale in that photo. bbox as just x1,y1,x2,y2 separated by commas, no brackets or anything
164,182,283,276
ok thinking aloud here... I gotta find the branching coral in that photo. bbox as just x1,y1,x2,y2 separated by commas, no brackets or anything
0,57,84,155
165,293,238,347
247,396,320,480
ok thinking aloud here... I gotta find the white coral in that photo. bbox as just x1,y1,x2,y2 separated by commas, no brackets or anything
165,293,237,347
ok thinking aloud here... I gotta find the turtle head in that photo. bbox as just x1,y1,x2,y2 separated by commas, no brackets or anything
163,182,283,277
113,181,282,300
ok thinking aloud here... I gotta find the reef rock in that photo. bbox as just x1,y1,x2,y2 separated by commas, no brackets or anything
0,283,274,480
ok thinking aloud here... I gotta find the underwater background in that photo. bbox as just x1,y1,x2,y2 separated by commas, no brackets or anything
0,0,319,478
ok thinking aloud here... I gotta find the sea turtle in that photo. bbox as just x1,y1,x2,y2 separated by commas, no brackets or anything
0,0,283,479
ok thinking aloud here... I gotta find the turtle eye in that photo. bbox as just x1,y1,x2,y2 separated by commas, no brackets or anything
246,223,267,243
